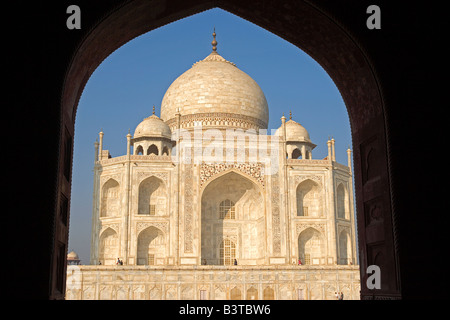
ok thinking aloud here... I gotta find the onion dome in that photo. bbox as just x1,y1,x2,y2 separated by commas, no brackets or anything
134,106,172,139
67,251,79,261
276,112,312,142
160,30,269,130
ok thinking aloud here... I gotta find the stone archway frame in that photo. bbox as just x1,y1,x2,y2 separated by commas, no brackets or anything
60,0,398,299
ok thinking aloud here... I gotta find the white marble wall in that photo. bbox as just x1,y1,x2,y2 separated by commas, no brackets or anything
66,265,360,300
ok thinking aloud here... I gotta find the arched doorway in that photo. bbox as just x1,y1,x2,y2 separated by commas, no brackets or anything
136,226,166,265
336,183,349,220
298,227,325,265
338,229,352,265
147,144,159,155
98,228,119,266
138,176,167,216
200,171,265,265
296,179,323,217
100,179,120,218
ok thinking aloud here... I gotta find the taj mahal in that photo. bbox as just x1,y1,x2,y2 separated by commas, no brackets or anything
66,31,360,300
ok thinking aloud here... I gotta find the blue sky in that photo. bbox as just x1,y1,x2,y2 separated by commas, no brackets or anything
68,8,352,263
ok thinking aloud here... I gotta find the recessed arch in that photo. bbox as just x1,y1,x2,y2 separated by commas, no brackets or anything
338,229,352,265
230,287,241,300
138,176,167,215
296,179,323,217
200,168,265,196
136,226,166,265
147,144,159,155
98,227,119,265
298,227,325,265
100,178,120,218
135,145,144,155
336,183,349,220
263,287,275,300
201,170,265,265
292,148,301,160
246,286,258,300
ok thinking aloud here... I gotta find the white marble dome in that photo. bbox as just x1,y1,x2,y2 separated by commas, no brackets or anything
160,51,269,130
276,119,312,142
134,114,171,139
67,251,79,260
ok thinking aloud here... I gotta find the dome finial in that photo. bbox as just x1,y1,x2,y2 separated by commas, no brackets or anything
211,27,218,52
152,105,155,115
289,110,292,120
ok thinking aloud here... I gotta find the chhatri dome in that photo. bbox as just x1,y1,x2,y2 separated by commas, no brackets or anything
67,250,81,265
134,106,171,139
276,111,312,143
160,29,269,131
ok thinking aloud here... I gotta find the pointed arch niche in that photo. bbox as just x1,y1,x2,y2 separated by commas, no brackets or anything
200,171,265,265
336,183,350,219
338,229,352,265
298,227,325,265
100,179,120,218
138,176,167,216
99,228,119,265
296,179,323,217
136,226,166,265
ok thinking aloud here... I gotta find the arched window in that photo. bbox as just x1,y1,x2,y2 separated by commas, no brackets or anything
339,229,352,265
137,226,165,265
135,145,144,155
230,287,241,300
219,199,235,219
298,228,324,265
292,148,301,159
296,179,322,217
247,287,258,300
138,176,166,215
100,179,120,217
147,144,158,155
162,146,169,155
99,228,119,265
263,287,275,300
337,183,349,219
220,239,236,265
201,171,265,266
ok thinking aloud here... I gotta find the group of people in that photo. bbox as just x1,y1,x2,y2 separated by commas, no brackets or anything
335,291,344,300
201,259,239,265
116,258,124,265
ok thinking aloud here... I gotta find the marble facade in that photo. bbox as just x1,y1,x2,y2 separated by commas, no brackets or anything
66,35,359,300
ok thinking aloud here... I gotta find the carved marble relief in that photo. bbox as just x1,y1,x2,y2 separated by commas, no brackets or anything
271,173,281,255
184,164,194,253
199,163,265,189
